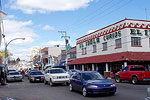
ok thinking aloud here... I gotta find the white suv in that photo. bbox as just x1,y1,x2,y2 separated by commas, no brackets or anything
44,68,70,86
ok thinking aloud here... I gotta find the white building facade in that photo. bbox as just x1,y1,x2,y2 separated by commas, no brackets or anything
30,47,41,61
47,46,65,66
68,19,150,77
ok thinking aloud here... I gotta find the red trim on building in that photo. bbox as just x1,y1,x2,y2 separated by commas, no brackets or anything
115,46,122,49
76,19,150,45
68,52,150,65
131,45,142,47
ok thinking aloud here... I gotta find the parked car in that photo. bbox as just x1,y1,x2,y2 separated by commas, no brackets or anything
28,71,44,83
7,69,16,73
68,69,80,77
27,70,40,79
7,71,23,82
69,71,116,97
44,68,70,86
115,65,150,84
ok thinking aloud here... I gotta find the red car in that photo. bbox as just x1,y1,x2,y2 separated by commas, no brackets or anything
115,65,150,84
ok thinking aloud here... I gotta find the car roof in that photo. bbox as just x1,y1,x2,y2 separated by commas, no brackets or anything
8,71,19,74
79,71,98,74
50,68,63,70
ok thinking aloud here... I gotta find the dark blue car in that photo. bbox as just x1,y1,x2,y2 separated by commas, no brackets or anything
69,71,117,97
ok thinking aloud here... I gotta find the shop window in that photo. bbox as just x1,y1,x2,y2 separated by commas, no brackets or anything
96,38,100,43
115,38,122,49
82,47,87,55
93,39,96,44
102,42,107,51
131,37,141,47
93,45,97,53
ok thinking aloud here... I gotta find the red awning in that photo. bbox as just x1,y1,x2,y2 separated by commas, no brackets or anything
68,52,150,65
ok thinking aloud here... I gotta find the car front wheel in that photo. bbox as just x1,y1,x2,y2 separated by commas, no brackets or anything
69,84,74,92
44,79,47,85
115,76,121,83
82,87,88,97
132,77,138,84
49,79,53,86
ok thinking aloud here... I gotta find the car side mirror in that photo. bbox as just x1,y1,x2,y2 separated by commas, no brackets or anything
77,77,81,80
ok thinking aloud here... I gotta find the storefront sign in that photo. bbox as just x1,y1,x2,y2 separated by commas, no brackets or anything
103,31,121,41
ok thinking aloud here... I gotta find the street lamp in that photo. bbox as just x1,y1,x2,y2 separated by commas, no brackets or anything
4,37,25,67
2,34,25,85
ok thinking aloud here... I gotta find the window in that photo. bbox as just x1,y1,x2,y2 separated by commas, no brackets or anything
115,38,122,48
70,53,76,58
96,38,100,43
122,67,128,72
82,47,87,55
93,45,97,53
131,37,141,46
130,66,145,71
102,42,107,51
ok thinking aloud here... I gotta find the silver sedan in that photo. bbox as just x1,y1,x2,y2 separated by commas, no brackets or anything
7,72,23,82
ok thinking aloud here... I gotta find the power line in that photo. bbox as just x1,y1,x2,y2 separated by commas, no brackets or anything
0,0,2,10
63,0,115,31
69,0,132,31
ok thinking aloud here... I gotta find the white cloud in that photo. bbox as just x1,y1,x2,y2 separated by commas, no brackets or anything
5,15,16,19
10,48,31,61
9,0,95,14
2,19,38,46
87,29,97,34
42,25,54,31
41,41,65,47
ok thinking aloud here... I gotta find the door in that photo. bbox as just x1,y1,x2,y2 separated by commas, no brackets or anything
74,73,83,91
120,67,129,80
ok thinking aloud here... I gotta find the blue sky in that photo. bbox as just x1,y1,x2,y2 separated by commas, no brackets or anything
1,0,150,60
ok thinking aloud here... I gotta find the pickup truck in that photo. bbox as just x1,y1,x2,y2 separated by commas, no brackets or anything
115,65,150,84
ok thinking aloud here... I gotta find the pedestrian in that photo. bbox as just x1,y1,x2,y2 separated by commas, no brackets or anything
21,70,25,79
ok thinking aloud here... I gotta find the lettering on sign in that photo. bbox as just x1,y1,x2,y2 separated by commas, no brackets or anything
103,31,121,41
130,29,150,36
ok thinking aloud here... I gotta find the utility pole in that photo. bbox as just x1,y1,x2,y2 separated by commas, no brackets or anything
58,31,70,71
145,8,147,20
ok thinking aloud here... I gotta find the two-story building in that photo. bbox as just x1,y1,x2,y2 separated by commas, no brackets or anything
60,46,76,69
68,19,150,77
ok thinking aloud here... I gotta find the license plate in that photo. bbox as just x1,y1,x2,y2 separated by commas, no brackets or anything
36,79,40,81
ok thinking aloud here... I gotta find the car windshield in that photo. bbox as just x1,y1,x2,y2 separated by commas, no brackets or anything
82,72,104,80
71,70,79,72
8,70,16,72
50,69,65,74
9,72,19,75
30,72,43,75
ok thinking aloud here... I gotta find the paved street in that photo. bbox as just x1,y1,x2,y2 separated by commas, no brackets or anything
0,78,149,100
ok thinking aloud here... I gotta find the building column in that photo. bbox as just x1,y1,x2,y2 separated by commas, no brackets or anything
96,64,98,71
105,63,109,72
74,65,76,70
82,65,84,71
105,63,110,78
92,64,95,71
124,62,127,67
